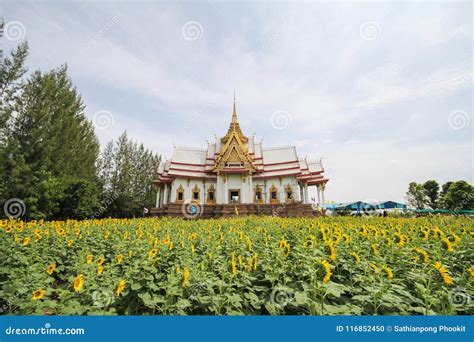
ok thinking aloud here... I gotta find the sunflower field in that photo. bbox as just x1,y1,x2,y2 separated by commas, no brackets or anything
0,216,472,315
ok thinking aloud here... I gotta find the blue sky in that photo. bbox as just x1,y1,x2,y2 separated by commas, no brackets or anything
2,1,472,203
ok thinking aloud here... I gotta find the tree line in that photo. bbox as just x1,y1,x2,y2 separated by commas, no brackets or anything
0,42,160,220
406,180,474,211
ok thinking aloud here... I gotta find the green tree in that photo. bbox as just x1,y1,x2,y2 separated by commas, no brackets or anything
98,132,160,218
406,182,428,210
0,41,28,129
440,181,474,211
440,181,453,198
423,180,440,209
0,42,29,204
1,64,100,219
59,180,102,220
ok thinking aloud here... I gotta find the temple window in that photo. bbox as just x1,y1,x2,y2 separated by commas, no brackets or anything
254,185,263,204
225,162,243,167
269,184,279,204
230,190,240,203
285,185,294,202
176,185,185,203
207,184,216,204
192,185,200,203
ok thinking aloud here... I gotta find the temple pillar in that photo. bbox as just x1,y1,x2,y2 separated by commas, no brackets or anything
201,181,206,204
216,176,222,204
241,175,246,203
156,187,161,208
249,174,253,203
321,184,326,208
224,176,228,204
304,183,309,204
163,184,169,205
263,180,267,204
317,184,321,206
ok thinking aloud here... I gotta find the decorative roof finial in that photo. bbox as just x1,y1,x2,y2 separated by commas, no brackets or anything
232,89,237,123
220,91,248,144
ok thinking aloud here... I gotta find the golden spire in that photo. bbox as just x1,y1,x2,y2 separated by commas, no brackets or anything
221,92,248,144
232,89,237,123
213,92,256,173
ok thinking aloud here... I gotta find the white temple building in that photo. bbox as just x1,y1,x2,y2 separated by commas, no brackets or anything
152,98,328,218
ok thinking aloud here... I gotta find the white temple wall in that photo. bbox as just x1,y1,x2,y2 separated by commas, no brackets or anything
169,175,300,204
226,174,244,203
226,174,242,190
170,178,219,203
170,178,186,202
250,176,298,203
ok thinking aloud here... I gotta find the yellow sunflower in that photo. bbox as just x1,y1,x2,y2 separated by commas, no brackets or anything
351,252,361,263
182,268,190,288
382,265,394,279
32,289,45,300
231,252,236,275
321,260,332,283
115,279,126,296
433,262,453,285
46,262,56,275
148,248,157,258
73,274,84,292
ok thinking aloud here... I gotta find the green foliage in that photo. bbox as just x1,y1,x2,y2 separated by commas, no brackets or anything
0,41,29,129
1,61,100,219
439,181,474,211
0,216,471,315
97,132,160,218
423,180,440,209
1,42,160,220
406,182,428,210
408,180,474,211
59,180,102,220
0,42,29,204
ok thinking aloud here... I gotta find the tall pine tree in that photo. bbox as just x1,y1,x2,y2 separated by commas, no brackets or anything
2,43,161,220
98,132,160,218
1,64,101,219
0,42,29,205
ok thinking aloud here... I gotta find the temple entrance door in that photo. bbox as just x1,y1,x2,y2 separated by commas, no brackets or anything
229,189,240,204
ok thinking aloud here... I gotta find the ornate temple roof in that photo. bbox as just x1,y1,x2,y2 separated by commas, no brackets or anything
153,98,328,185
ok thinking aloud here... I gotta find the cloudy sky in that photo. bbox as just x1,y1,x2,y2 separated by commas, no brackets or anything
2,1,472,203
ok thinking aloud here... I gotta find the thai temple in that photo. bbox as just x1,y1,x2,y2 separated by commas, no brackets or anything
152,97,329,218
